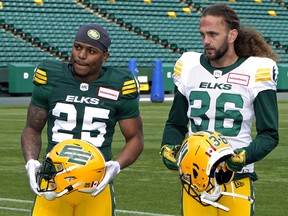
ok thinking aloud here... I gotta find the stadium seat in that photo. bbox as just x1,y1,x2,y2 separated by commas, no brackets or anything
0,0,287,69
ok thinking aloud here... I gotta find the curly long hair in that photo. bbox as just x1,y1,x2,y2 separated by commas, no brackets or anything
201,3,279,61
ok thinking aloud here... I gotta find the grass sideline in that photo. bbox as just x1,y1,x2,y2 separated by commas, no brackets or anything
0,101,287,216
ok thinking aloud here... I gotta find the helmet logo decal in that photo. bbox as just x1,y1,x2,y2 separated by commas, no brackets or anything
234,180,245,188
205,146,216,157
59,145,92,166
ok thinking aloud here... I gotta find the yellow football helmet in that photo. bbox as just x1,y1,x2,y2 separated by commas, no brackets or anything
178,131,235,211
37,139,105,200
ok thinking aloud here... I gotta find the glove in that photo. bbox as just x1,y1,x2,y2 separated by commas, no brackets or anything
160,144,181,171
25,159,42,196
226,148,246,171
79,161,120,197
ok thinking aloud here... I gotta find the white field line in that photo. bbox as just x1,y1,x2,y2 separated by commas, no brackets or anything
0,198,178,216
0,206,30,212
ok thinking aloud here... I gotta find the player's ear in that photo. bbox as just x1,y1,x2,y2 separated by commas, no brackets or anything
103,51,110,63
228,29,238,44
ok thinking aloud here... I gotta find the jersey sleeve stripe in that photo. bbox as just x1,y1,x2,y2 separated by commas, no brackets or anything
36,69,46,76
123,80,135,85
122,84,136,90
255,77,271,82
255,68,271,82
34,69,47,84
34,77,47,84
35,73,47,81
174,70,181,77
256,68,270,73
122,88,137,95
122,79,138,95
174,61,182,77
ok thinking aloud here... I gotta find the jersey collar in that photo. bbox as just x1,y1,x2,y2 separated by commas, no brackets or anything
200,54,247,76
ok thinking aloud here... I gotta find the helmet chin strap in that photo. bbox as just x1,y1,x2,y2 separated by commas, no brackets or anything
200,184,229,211
57,181,84,197
44,181,84,200
200,179,254,212
201,196,230,212
221,181,254,204
200,183,222,202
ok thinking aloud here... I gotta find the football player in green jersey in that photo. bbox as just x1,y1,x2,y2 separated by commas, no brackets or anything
21,24,144,216
160,3,279,216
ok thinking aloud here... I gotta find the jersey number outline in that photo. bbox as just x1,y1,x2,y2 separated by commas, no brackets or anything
189,91,243,136
52,103,109,146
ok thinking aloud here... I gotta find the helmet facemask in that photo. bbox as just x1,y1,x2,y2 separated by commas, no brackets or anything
180,171,216,205
180,159,233,209
37,157,82,194
37,157,58,193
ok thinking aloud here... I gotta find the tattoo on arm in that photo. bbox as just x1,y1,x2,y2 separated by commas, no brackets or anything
21,103,48,162
26,103,48,131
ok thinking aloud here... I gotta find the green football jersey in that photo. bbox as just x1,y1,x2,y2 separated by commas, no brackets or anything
32,59,140,161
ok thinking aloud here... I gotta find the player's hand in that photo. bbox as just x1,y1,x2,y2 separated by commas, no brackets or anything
160,144,181,171
25,159,42,196
79,161,121,197
226,148,246,171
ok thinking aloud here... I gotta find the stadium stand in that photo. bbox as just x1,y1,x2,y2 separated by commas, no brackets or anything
0,0,288,95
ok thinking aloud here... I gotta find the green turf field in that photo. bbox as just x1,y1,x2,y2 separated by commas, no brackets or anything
0,101,287,216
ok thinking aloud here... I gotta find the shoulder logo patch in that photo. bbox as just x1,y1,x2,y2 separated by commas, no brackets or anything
98,87,119,101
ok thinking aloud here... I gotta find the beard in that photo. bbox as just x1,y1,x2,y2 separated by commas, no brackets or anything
205,40,229,61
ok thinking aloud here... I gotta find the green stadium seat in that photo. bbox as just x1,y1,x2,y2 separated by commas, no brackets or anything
0,0,287,69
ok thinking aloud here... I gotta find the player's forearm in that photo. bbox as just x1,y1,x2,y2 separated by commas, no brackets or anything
161,123,188,147
161,88,189,147
117,115,144,169
244,130,278,164
116,135,144,169
21,127,42,162
21,102,47,162
245,89,279,164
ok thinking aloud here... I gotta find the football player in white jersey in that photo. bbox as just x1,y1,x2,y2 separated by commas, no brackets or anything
160,3,279,216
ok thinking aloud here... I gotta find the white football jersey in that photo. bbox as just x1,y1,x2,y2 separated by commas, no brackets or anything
173,52,278,173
